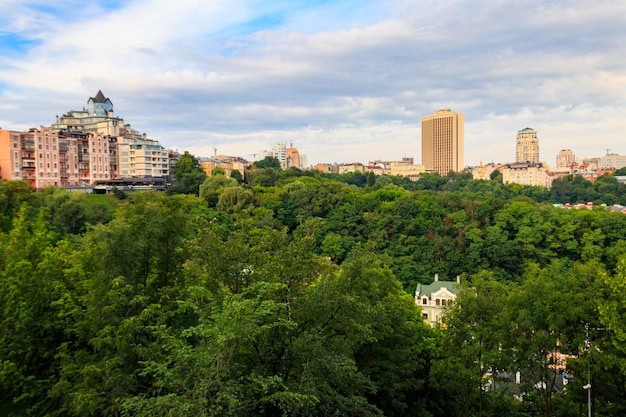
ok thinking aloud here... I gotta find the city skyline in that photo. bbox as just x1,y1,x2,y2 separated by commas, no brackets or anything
1,1,626,167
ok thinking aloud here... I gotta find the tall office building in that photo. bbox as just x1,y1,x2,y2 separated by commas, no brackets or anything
421,108,464,174
516,127,540,163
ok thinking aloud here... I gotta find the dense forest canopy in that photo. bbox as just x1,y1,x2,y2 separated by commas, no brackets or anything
2,165,626,416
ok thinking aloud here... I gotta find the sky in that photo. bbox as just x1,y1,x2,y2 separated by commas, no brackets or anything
1,0,625,167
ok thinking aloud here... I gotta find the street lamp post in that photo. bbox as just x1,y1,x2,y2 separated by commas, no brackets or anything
584,323,591,417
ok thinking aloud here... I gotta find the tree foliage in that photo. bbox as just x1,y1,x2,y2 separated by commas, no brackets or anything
3,170,626,415
168,151,207,196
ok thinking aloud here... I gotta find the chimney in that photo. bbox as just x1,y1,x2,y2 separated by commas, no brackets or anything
434,273,439,282
456,275,460,284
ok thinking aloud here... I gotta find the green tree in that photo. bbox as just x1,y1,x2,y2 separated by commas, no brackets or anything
216,187,254,214
212,166,226,176
230,169,243,183
199,175,238,206
50,192,204,416
253,156,281,169
168,151,207,195
431,272,511,417
0,209,71,415
0,179,35,232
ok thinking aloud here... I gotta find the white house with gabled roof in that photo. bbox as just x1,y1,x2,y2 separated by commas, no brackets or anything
415,274,460,326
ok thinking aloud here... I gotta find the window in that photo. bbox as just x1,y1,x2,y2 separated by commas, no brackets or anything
422,298,427,305
422,313,428,319
441,299,446,306
435,299,440,306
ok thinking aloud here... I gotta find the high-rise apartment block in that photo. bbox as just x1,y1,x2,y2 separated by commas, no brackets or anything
0,91,169,189
421,108,464,174
271,141,287,168
286,145,300,169
556,149,575,168
516,127,540,163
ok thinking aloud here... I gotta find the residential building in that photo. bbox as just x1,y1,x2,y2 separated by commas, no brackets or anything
516,127,540,163
337,162,364,174
52,91,169,182
57,130,81,186
0,126,76,189
415,274,460,326
600,153,626,169
52,90,122,137
200,155,247,178
367,158,425,179
271,142,287,168
313,163,334,174
501,162,549,187
556,149,575,168
118,138,169,178
388,161,425,179
286,145,301,169
299,153,308,169
421,108,464,174
0,128,36,187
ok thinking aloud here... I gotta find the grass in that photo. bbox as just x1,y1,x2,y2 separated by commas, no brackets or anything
85,193,121,211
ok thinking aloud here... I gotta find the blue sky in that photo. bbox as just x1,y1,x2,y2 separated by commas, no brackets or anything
1,0,626,166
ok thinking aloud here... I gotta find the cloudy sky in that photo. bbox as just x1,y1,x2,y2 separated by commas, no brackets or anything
1,0,625,167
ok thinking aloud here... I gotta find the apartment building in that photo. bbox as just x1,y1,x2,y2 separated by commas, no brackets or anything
516,127,540,163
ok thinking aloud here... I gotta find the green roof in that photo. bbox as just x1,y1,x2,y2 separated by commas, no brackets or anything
416,278,460,298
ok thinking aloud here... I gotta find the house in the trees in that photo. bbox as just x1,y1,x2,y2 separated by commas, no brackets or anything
415,274,460,326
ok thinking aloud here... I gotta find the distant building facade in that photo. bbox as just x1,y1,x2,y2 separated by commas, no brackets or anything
421,108,464,174
200,155,247,178
51,90,169,183
271,142,287,168
516,127,540,163
415,274,460,326
337,162,364,174
367,158,425,179
600,153,626,169
556,149,575,168
0,126,83,188
286,146,301,169
313,163,334,174
502,162,549,187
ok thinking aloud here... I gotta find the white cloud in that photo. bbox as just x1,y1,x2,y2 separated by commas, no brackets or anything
1,0,626,167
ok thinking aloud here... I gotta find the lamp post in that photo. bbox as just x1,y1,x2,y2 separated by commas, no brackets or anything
583,322,605,417
584,323,592,417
